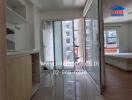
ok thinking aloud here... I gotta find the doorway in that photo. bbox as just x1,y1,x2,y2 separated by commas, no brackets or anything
42,19,83,70
102,0,132,99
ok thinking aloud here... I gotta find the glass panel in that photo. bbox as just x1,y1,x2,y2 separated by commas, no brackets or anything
62,21,74,69
85,20,93,68
54,21,63,69
85,0,101,87
74,19,84,70
43,21,54,69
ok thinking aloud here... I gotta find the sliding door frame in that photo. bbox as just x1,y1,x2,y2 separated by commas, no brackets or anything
72,19,75,70
53,21,56,69
61,21,64,69
98,0,105,93
53,21,63,70
52,19,75,70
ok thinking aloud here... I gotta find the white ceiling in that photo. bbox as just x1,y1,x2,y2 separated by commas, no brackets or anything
103,0,132,23
29,0,86,11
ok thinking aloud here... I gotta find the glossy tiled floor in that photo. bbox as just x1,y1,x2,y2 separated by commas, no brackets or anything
31,69,105,100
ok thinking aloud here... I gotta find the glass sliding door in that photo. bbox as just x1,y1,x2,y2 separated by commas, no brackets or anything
84,0,104,92
85,20,93,70
43,20,76,70
62,20,74,70
85,18,101,87
43,21,54,69
53,21,63,69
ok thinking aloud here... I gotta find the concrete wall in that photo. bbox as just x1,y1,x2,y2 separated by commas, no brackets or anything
105,22,130,53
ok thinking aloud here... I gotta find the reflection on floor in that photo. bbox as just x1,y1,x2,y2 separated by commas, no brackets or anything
31,69,104,100
103,64,132,100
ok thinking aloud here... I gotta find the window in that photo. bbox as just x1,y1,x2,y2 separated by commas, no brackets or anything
86,34,90,41
66,31,70,36
66,47,70,51
66,38,70,44
66,24,70,29
104,30,119,53
66,51,73,62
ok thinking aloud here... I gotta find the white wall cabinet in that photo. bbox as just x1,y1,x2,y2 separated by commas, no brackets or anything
6,0,35,51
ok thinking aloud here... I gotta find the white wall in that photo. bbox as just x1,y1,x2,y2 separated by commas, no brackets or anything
119,23,130,52
34,7,41,50
105,22,130,52
25,2,35,50
128,22,132,52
